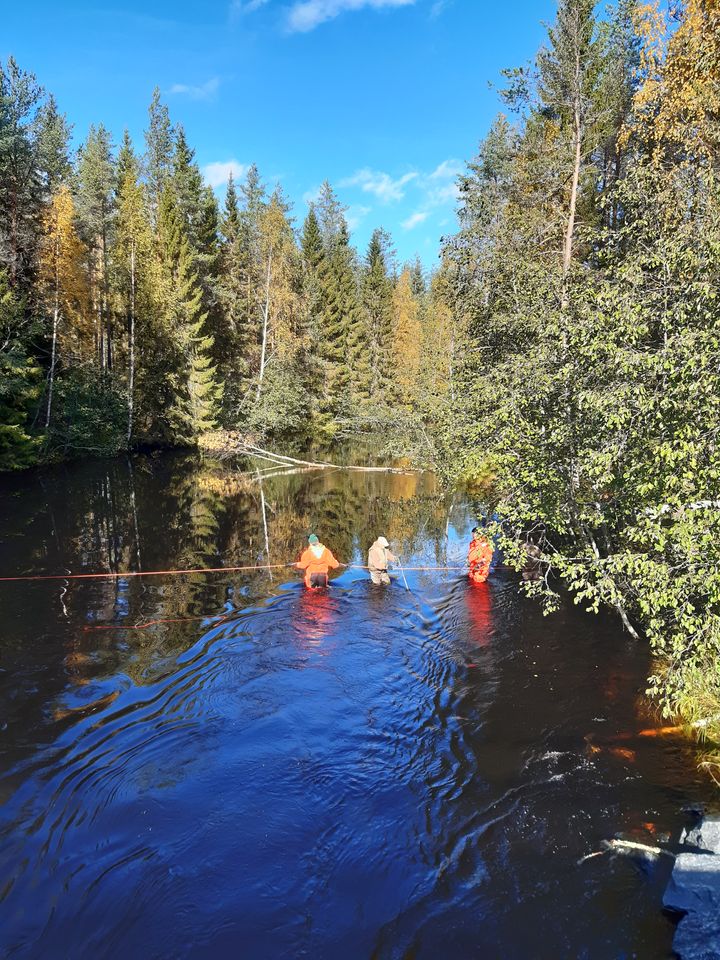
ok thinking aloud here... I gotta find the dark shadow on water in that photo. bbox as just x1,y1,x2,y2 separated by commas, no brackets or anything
0,453,713,959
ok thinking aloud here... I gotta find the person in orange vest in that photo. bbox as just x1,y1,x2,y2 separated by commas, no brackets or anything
295,534,343,589
468,525,493,584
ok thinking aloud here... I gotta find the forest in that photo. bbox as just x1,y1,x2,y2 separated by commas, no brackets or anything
1,0,719,741
441,0,720,745
0,68,451,464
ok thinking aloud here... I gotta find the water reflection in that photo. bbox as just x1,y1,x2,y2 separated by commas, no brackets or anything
0,454,713,960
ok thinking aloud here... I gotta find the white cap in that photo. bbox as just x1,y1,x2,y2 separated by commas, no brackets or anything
378,536,389,547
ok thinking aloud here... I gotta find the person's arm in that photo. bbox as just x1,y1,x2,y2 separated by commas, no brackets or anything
387,550,398,564
325,549,341,570
296,549,310,570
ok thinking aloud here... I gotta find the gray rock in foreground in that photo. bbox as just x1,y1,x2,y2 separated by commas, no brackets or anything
680,820,720,855
673,909,720,960
664,818,720,960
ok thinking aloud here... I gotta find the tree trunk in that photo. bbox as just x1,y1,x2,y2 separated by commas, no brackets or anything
127,238,136,447
562,108,582,284
562,41,583,297
45,233,61,430
101,225,111,373
256,250,272,401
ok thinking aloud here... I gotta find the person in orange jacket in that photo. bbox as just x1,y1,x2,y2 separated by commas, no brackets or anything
295,534,343,589
468,525,493,584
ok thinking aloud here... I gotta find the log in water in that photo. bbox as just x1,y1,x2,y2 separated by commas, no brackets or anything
0,454,713,959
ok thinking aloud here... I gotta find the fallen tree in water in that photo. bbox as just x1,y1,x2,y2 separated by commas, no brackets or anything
199,431,420,474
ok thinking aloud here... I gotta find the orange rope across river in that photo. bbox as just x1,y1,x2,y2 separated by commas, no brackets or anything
0,563,467,583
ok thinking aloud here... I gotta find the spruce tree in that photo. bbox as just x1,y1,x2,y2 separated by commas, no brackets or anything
154,185,220,443
357,228,394,402
0,57,45,294
0,271,40,468
144,87,173,225
172,125,205,249
320,221,360,415
221,173,240,245
300,205,324,344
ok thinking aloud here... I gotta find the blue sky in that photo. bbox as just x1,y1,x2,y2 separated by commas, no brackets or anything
4,0,556,267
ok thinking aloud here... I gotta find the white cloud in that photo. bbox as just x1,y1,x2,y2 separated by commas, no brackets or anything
230,0,270,17
340,168,417,203
430,0,451,17
169,77,221,101
202,160,248,189
287,0,417,33
346,204,371,231
401,211,428,230
303,184,323,205
428,158,463,181
425,181,460,206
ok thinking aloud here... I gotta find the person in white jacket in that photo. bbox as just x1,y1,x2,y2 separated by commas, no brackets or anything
367,536,397,585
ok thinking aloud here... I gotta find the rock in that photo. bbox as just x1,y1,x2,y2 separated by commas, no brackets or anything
673,910,720,960
681,820,720,855
666,818,720,960
664,852,720,913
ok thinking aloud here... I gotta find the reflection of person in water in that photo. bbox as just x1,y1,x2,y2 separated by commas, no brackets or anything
295,586,338,644
465,579,494,647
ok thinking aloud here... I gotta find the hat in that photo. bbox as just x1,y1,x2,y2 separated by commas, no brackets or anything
377,536,389,547
308,534,319,544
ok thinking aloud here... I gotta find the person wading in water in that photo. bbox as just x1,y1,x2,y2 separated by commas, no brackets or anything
468,525,493,584
295,534,342,589
367,536,398,585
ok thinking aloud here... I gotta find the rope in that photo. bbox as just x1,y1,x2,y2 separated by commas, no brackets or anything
0,563,290,583
0,562,467,583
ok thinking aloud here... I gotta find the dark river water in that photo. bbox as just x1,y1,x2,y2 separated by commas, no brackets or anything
0,454,714,959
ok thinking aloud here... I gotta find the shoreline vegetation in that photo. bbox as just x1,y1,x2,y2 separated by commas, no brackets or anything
2,1,719,776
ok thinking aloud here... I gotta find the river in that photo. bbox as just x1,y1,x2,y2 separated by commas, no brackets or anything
0,453,714,959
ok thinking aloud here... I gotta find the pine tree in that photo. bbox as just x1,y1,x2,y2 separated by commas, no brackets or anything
115,131,153,445
36,94,72,197
76,123,116,372
536,0,602,283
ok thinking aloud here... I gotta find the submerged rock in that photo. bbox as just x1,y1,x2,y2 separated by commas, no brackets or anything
664,818,720,959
